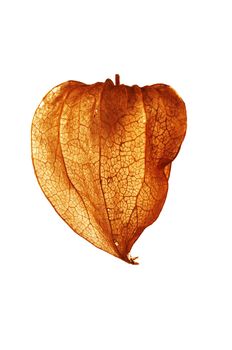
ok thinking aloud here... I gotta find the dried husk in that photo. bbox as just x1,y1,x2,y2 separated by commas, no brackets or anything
31,78,187,264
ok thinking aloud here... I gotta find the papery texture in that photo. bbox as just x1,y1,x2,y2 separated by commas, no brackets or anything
31,78,187,263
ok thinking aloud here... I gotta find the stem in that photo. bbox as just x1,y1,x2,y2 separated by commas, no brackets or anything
115,74,120,86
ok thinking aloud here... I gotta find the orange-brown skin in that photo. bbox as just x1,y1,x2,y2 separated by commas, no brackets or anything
31,77,187,264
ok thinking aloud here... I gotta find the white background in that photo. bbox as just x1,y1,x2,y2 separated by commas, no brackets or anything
0,0,231,349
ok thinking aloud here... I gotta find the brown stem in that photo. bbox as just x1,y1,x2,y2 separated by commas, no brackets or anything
115,74,120,86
